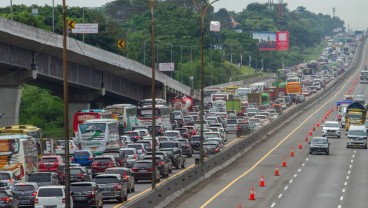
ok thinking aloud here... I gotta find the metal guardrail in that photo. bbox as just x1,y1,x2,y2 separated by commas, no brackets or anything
122,37,366,208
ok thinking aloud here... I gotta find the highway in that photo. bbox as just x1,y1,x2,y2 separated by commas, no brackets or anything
164,41,368,208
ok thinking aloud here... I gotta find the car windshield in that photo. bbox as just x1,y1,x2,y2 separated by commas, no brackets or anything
74,151,90,157
324,122,339,128
0,173,10,180
127,132,139,137
127,145,143,151
38,188,63,197
159,142,178,148
105,169,125,175
226,120,237,124
191,137,201,142
120,149,134,155
134,162,151,169
94,177,119,184
70,184,93,193
94,158,112,163
205,133,219,138
348,130,367,136
14,185,35,191
203,144,217,148
70,168,83,174
249,118,261,123
164,132,179,137
28,174,51,183
312,138,328,144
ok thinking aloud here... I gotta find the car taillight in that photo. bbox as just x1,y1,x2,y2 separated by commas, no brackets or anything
71,157,75,162
236,125,240,131
158,161,165,165
78,173,85,179
87,190,96,198
62,198,66,203
61,173,65,178
92,162,98,167
88,156,93,160
132,154,137,159
0,197,10,204
214,148,220,152
35,198,39,204
131,168,138,172
114,184,122,191
32,192,37,197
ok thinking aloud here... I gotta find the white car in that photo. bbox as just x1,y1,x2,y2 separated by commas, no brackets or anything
35,185,73,208
54,140,78,155
133,129,152,140
322,121,341,138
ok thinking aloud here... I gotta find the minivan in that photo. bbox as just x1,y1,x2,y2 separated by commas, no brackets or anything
35,186,73,208
346,125,367,149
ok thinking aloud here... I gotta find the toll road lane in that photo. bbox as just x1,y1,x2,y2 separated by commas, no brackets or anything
164,42,367,208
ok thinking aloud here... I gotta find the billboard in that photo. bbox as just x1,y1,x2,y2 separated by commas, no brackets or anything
159,63,175,72
252,31,289,51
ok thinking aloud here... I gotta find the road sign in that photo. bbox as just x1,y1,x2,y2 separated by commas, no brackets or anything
72,23,98,34
118,40,125,48
159,63,175,72
67,20,75,29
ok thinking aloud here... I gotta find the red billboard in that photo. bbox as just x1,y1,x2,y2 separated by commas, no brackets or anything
276,31,289,51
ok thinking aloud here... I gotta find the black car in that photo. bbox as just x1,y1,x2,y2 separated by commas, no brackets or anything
0,189,18,208
203,142,221,155
13,182,39,207
174,139,193,157
94,174,128,202
146,151,173,173
71,182,103,208
159,147,185,169
70,167,92,183
309,137,330,155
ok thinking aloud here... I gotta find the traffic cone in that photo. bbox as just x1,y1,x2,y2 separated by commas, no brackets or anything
237,204,242,208
316,122,320,127
298,142,303,149
249,186,256,200
282,157,287,167
309,131,312,136
321,119,324,123
312,126,316,131
331,108,334,112
259,176,265,187
290,147,295,157
274,165,280,176
305,136,309,143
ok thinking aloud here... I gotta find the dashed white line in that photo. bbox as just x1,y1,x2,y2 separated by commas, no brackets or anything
294,174,297,178
289,179,293,184
271,202,276,208
278,194,283,198
302,163,305,167
284,186,288,191
351,159,354,163
348,171,351,175
354,150,357,153
346,176,350,180
338,205,342,208
297,168,301,172
352,155,355,158
340,196,344,201
349,165,352,169
342,189,345,193
344,182,348,186
305,158,309,161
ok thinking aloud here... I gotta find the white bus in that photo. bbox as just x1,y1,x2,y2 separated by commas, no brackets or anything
138,98,167,107
210,93,233,108
104,104,138,133
0,135,38,181
78,119,120,155
136,105,172,130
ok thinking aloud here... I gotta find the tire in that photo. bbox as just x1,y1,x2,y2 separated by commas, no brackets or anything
127,184,131,193
326,150,329,155
117,196,123,203
124,193,128,201
365,145,367,149
338,136,340,138
169,167,172,173
309,151,312,155
181,161,186,169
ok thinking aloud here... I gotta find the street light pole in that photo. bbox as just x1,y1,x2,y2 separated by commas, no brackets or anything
52,0,55,32
10,0,13,20
62,0,71,207
192,0,219,165
149,0,157,189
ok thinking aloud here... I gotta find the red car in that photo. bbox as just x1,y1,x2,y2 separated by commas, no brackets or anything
183,126,197,136
91,155,119,177
301,90,311,96
38,155,64,172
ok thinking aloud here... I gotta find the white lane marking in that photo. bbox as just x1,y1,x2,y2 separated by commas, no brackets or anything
271,202,276,208
354,150,357,153
346,176,349,180
351,159,354,163
344,182,347,186
340,196,344,201
289,179,293,184
352,155,355,158
338,205,342,208
342,189,345,193
298,168,301,172
284,186,288,191
294,174,297,178
349,165,352,169
348,171,351,175
306,158,309,161
302,163,305,167
278,194,283,198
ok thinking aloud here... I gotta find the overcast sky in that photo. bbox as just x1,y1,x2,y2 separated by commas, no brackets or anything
0,0,365,30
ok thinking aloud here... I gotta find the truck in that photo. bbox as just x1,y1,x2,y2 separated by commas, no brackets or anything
170,95,194,112
345,102,367,130
336,99,354,121
226,100,241,113
360,69,368,84
247,93,270,106
286,82,302,102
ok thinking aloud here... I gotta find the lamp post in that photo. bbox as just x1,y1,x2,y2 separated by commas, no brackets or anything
192,0,219,165
10,0,13,20
149,0,157,189
52,0,55,32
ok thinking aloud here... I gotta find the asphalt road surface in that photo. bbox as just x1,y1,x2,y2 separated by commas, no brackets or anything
164,42,368,208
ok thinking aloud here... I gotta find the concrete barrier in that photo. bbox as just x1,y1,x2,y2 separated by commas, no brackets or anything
122,37,366,208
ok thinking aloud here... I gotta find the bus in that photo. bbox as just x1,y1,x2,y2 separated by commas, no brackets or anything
0,135,38,181
138,98,167,107
77,119,120,155
104,104,138,133
72,109,113,135
136,105,172,130
224,86,239,95
210,93,234,108
0,125,42,155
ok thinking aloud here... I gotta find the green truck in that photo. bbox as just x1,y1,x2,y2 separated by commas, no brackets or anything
247,93,270,106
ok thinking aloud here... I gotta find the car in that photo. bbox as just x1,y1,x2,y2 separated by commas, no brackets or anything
147,125,165,136
126,143,146,155
106,138,125,150
135,140,154,152
93,174,128,202
224,119,238,133
133,129,152,140
295,95,306,103
142,155,170,178
54,140,78,155
131,160,161,183
206,138,225,148
0,171,17,189
0,189,19,208
175,128,192,139
156,136,171,143
104,167,135,193
27,172,59,186
301,89,311,96
91,155,119,177
57,163,81,183
119,148,141,168
174,139,193,157
38,155,64,172
182,125,197,136
309,137,330,155
124,131,142,143
204,132,224,143
102,150,127,167
120,135,134,145
35,185,73,208
70,167,92,183
158,142,185,169
70,182,103,208
190,135,206,151
322,121,341,138
346,124,367,149
163,130,183,140
13,182,39,207
146,151,173,173
203,142,221,155
72,150,95,166
276,98,287,109
254,115,270,125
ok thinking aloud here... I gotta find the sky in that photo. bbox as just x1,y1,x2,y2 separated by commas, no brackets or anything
0,0,365,30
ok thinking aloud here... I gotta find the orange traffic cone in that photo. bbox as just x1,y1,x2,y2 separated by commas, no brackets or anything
309,131,312,136
274,165,280,176
282,157,287,167
249,186,256,200
290,147,295,157
305,135,309,142
259,176,265,187
316,122,320,127
298,142,303,149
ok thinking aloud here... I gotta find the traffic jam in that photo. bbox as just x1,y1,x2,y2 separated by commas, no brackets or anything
0,35,359,207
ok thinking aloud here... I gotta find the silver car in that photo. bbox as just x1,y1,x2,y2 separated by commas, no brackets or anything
224,119,238,133
119,148,141,168
94,174,128,202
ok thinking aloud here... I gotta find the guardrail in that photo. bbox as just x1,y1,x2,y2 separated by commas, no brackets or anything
122,37,366,208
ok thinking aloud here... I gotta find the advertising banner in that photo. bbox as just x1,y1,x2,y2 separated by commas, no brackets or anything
276,31,289,51
252,31,289,51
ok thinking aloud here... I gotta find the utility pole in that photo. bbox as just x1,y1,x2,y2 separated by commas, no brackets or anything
62,0,71,207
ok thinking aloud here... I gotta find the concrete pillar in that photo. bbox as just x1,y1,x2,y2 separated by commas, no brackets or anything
68,102,90,135
0,87,22,126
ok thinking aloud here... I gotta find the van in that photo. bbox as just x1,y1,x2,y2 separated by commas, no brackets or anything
346,125,367,149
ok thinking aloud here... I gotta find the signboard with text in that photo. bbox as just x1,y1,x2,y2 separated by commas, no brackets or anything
72,23,98,34
159,63,175,72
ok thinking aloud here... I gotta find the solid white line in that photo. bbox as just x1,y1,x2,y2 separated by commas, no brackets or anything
342,189,345,193
278,194,283,198
289,179,293,184
344,182,348,186
340,196,344,201
284,186,288,191
271,202,276,208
